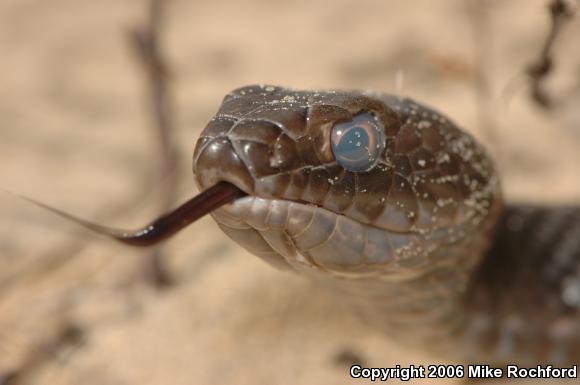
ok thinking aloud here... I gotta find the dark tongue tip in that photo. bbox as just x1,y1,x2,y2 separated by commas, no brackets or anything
10,182,246,247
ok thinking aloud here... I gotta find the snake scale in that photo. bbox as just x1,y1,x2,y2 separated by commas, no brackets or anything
39,85,580,366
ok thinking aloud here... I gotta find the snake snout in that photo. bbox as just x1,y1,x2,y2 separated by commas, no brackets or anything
193,135,255,194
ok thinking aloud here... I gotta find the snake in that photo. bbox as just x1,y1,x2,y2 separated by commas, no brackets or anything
37,85,580,366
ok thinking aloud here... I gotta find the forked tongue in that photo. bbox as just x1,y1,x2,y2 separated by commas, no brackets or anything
15,182,246,247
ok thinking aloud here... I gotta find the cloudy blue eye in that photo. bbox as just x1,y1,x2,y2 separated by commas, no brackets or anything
330,112,384,172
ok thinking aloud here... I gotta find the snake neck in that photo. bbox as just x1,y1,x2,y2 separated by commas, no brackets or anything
315,198,503,359
325,234,488,346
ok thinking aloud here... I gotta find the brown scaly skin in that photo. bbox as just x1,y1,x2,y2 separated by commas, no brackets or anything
193,85,580,365
193,85,512,362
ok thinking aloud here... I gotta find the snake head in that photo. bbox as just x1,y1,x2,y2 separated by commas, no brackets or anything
193,85,501,278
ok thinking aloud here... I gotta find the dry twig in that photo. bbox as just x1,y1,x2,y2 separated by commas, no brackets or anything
0,323,85,385
130,0,178,288
527,0,578,108
466,0,499,154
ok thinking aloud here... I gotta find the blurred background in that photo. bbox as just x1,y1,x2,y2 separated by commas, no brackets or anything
0,0,579,384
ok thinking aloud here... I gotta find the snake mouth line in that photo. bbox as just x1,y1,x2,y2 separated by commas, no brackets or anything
210,179,428,244
213,177,427,237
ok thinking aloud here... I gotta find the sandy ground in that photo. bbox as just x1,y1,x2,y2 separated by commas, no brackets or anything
1,0,580,384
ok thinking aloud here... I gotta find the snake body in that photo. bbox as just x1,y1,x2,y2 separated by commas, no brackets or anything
192,85,580,364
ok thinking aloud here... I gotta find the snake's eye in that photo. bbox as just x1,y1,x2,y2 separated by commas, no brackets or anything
330,112,385,172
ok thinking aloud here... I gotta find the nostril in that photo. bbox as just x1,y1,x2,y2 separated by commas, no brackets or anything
193,136,255,193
